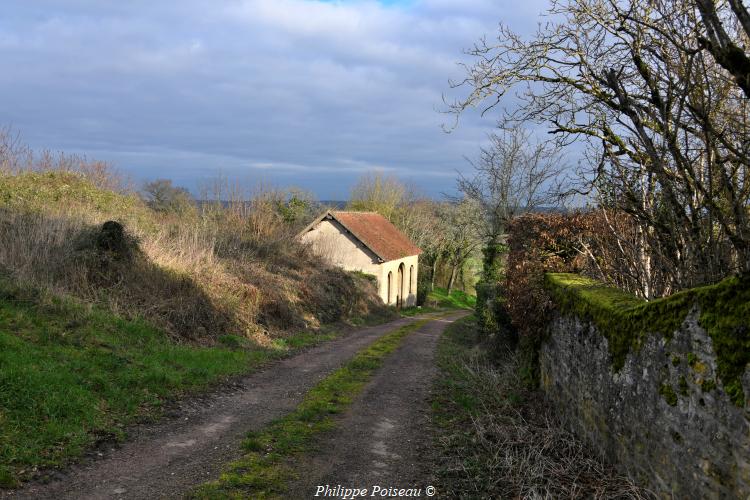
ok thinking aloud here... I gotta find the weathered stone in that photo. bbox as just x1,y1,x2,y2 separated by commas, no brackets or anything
540,308,750,498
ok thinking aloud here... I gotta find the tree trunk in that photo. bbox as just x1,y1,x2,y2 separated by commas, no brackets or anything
447,264,458,295
430,255,439,291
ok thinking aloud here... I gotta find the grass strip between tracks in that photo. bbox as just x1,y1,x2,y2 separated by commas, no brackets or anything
191,317,432,499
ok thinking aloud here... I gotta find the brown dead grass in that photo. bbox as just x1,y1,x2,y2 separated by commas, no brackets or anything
0,133,391,342
433,316,655,499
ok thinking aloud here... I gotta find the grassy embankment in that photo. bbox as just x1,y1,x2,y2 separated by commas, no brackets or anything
0,153,393,486
400,287,476,317
431,315,650,499
0,267,389,489
0,281,343,487
191,318,432,499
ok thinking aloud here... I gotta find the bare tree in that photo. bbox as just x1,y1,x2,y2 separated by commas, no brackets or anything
457,125,563,335
441,198,482,294
695,0,750,97
393,199,449,291
143,179,195,214
458,125,566,244
348,171,411,221
449,0,750,294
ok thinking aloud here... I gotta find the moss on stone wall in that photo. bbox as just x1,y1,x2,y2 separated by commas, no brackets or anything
659,383,678,406
545,273,750,405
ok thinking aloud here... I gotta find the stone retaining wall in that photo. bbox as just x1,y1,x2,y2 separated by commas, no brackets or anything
540,308,750,498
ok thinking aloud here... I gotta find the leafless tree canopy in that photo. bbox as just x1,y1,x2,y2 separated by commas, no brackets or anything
450,0,750,295
458,125,565,241
345,171,482,295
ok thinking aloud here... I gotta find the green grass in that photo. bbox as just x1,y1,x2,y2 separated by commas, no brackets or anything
432,314,520,428
401,288,476,317
430,314,524,497
432,314,490,415
399,306,440,317
545,272,750,405
0,281,344,487
191,318,431,499
428,287,476,309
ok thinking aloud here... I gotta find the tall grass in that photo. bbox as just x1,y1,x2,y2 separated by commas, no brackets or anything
0,131,390,342
432,316,653,499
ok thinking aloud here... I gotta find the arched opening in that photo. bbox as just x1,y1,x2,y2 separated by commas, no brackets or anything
397,263,405,308
409,265,414,295
387,271,393,304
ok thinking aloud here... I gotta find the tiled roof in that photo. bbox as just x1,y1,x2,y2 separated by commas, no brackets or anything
331,211,422,261
300,210,422,262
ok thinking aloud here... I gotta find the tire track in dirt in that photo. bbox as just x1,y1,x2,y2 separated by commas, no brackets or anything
2,316,429,500
288,312,468,499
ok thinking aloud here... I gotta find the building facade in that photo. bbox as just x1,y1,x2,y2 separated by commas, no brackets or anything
299,211,421,307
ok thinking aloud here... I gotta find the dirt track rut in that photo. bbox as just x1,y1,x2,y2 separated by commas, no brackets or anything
288,312,467,499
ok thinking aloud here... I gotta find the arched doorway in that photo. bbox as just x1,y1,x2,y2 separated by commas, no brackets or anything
387,271,393,304
397,263,405,308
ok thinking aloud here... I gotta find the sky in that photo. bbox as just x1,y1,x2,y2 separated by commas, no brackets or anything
1,0,550,199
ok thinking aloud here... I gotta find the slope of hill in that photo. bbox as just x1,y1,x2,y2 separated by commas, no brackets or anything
0,166,394,486
0,169,391,338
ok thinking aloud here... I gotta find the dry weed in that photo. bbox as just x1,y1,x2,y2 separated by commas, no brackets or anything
0,130,390,342
435,333,655,500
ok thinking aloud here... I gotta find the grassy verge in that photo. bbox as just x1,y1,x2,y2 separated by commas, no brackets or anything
427,287,476,309
0,282,369,488
431,315,651,499
399,306,439,317
191,318,431,499
400,287,476,317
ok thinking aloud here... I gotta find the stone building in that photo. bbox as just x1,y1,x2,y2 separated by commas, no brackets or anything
299,211,421,307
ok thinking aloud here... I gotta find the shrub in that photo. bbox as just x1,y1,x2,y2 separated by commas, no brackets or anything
416,269,431,305
505,212,600,382
475,239,510,345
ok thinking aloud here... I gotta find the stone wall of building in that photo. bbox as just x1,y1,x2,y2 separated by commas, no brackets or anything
540,308,750,498
378,254,418,307
299,219,419,307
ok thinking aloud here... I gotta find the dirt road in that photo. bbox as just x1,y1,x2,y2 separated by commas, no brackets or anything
4,316,430,500
288,312,467,499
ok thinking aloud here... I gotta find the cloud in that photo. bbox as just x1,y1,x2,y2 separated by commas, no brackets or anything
0,0,550,198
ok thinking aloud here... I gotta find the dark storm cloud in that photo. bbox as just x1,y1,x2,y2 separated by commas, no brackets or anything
1,0,548,198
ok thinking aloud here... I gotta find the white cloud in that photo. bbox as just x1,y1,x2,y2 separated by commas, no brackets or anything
0,0,551,198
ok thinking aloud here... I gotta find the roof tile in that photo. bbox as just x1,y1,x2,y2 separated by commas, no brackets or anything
330,211,421,262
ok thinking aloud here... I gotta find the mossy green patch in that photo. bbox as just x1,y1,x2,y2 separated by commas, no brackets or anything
701,379,717,393
545,273,750,406
191,318,431,499
659,384,678,406
687,353,698,367
678,376,689,396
